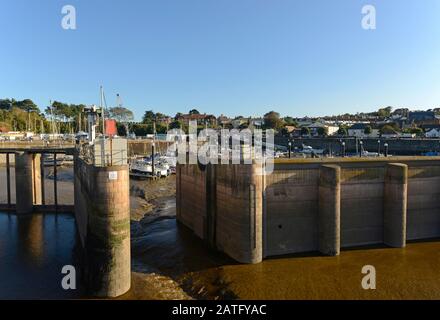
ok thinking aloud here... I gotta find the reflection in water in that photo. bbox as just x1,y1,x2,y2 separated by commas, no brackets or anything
0,212,82,299
16,215,44,267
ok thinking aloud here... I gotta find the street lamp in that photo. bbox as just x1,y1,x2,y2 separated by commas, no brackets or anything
288,140,292,158
377,140,381,157
384,143,389,157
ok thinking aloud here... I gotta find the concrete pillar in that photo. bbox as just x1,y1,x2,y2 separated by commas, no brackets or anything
384,163,407,248
318,165,341,256
32,154,42,205
176,164,181,221
214,163,264,264
15,152,42,214
84,165,131,298
248,162,264,264
206,163,217,248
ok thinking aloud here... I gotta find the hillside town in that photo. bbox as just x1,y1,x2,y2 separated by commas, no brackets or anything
2,98,440,141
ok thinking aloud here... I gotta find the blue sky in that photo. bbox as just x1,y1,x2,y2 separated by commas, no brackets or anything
1,0,439,121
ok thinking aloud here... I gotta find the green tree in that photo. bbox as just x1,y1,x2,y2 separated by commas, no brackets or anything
317,127,328,136
364,125,372,135
142,110,156,124
264,111,284,130
380,124,398,135
0,99,13,110
169,120,183,130
283,116,297,126
301,127,311,136
189,109,200,115
377,106,392,118
404,127,424,136
338,126,348,136
132,123,150,136
174,112,183,120
155,123,168,134
50,101,71,120
108,106,134,136
14,99,40,112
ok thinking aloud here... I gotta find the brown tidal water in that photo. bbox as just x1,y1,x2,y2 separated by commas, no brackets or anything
129,200,440,299
1,169,440,299
188,242,440,299
2,208,439,299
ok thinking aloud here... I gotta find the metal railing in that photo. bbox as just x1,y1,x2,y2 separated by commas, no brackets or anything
0,149,73,213
77,139,128,167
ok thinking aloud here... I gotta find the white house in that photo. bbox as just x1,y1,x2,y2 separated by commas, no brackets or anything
348,123,380,138
426,128,440,138
307,122,339,136
249,118,264,128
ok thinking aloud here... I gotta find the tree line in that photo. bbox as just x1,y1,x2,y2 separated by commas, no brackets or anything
0,98,135,135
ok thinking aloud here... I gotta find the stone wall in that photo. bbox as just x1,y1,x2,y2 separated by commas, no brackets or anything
74,154,131,297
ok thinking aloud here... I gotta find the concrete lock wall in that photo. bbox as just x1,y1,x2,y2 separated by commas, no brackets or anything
318,165,341,256
176,164,208,239
177,162,264,264
384,163,407,248
74,155,131,297
215,164,263,264
178,157,440,263
407,165,440,240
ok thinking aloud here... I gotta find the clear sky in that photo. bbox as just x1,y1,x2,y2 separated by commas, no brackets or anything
1,0,439,121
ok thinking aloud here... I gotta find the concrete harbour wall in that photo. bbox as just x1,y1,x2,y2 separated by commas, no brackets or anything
177,157,440,263
74,154,131,297
275,137,440,155
14,152,42,214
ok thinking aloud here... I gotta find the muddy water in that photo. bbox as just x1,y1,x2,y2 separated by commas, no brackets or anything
188,242,440,299
1,167,440,299
128,176,440,300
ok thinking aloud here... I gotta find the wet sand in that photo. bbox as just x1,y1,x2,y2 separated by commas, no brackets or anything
1,166,440,299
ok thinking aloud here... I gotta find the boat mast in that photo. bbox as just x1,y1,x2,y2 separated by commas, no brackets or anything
100,85,105,138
